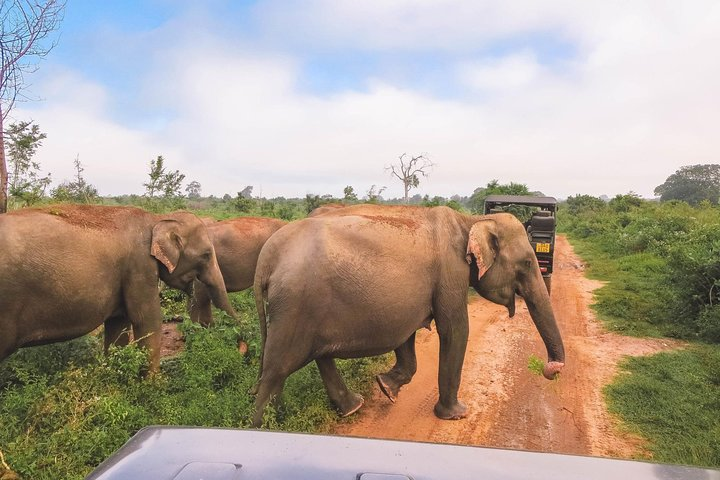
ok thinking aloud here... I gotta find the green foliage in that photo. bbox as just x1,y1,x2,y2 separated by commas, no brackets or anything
527,354,545,377
565,194,606,215
343,185,358,202
51,156,99,203
561,198,720,342
0,289,390,478
141,155,186,212
5,121,51,207
232,192,256,213
654,164,720,205
305,193,337,214
468,180,531,214
605,346,720,468
420,195,465,212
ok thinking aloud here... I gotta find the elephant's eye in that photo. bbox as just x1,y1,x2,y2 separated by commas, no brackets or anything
201,251,212,261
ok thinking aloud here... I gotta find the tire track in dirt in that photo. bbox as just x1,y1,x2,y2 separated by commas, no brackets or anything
333,235,683,459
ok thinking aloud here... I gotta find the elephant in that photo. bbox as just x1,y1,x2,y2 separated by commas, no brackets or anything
0,204,235,372
250,204,565,427
189,216,287,326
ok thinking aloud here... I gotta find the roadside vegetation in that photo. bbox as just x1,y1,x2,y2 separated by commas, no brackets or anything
0,288,390,479
560,195,720,468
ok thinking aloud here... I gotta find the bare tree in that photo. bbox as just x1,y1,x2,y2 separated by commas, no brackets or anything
0,0,66,213
387,153,434,204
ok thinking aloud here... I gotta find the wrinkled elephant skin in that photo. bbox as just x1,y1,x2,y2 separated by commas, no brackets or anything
251,205,565,426
0,205,234,372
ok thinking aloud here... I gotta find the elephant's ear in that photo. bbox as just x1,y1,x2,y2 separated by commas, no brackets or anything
466,220,498,280
151,220,185,273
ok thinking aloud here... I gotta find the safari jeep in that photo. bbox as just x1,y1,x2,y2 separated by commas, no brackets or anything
484,195,557,294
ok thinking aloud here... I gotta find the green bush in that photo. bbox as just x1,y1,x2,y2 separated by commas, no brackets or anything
560,198,720,342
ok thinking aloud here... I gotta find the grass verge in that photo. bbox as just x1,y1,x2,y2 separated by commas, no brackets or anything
605,345,720,468
564,234,720,469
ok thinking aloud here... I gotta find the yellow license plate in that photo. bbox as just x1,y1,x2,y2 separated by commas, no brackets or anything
536,243,551,253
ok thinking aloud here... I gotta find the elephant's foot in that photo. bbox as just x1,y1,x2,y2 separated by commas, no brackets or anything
337,392,364,418
433,400,468,420
376,374,402,403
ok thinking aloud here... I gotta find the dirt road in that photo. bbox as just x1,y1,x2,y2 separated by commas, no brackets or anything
333,235,681,459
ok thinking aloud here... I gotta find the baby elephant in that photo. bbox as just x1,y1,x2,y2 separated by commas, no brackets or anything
0,205,235,371
251,205,565,427
189,216,287,326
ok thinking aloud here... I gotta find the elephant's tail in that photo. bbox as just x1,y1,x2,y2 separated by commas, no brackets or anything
250,272,269,396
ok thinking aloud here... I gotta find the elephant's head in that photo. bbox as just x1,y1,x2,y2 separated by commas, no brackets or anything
151,212,236,318
466,213,564,380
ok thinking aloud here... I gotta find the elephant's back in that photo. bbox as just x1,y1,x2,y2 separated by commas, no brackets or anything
259,214,436,291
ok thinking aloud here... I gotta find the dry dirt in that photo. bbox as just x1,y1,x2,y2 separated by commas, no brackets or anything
332,235,684,459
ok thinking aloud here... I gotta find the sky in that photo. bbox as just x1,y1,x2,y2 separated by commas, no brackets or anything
10,0,720,200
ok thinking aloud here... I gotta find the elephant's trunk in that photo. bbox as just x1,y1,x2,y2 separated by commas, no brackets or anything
523,276,565,380
199,256,237,319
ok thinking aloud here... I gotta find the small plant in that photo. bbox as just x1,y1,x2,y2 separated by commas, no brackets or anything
527,354,545,377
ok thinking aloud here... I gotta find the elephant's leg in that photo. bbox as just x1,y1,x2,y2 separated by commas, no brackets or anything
316,358,364,417
432,304,469,420
104,315,131,352
124,285,164,373
376,331,418,403
251,368,288,428
0,329,16,363
189,280,214,327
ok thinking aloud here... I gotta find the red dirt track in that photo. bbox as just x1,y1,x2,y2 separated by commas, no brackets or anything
333,235,682,459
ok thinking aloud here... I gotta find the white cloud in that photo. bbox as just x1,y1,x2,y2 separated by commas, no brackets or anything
16,69,178,195
15,1,720,201
459,52,544,91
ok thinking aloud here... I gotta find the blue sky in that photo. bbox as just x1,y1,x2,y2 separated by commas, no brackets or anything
12,1,720,199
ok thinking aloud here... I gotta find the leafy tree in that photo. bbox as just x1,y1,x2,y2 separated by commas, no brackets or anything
654,164,720,205
184,180,201,199
143,156,185,199
387,153,434,203
565,194,606,215
305,193,335,214
343,185,358,202
51,156,98,203
608,192,643,213
142,155,186,211
468,180,531,214
0,0,66,213
5,120,50,206
233,191,256,213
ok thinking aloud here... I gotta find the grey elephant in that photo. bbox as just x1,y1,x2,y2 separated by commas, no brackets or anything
189,216,287,326
251,205,565,427
0,204,235,372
